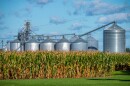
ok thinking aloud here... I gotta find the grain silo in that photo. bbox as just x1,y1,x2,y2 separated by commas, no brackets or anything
10,39,21,51
87,36,98,50
25,38,39,51
70,35,79,42
3,41,10,51
71,38,87,51
103,23,125,52
55,36,70,51
6,41,11,51
40,37,55,51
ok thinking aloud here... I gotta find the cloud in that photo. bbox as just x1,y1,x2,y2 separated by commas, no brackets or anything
49,16,66,24
37,0,53,5
31,26,39,31
0,11,4,19
0,26,8,30
28,0,53,7
24,5,32,13
70,22,86,30
49,32,59,35
126,28,130,32
0,21,4,26
73,0,126,16
63,0,68,5
97,13,130,24
73,0,87,15
0,31,15,39
74,0,87,10
126,33,130,40
14,6,32,18
66,10,72,16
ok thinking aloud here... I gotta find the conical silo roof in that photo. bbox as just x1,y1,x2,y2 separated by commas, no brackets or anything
87,36,97,41
26,38,39,43
70,35,79,42
105,23,125,31
58,36,69,43
42,37,55,43
73,38,86,43
11,39,20,43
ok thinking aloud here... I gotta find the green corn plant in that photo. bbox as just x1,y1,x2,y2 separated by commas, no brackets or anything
0,51,130,80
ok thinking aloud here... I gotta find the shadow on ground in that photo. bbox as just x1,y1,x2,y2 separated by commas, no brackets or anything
88,79,130,82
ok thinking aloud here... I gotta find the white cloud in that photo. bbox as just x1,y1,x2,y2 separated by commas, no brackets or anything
31,27,39,32
50,16,66,24
28,0,53,6
126,28,130,32
14,6,32,18
63,0,68,5
0,21,4,25
37,0,53,5
74,0,87,9
73,0,87,15
73,0,126,16
49,32,59,35
0,31,15,39
97,13,130,23
0,11,4,19
24,5,32,13
0,26,8,30
70,22,86,30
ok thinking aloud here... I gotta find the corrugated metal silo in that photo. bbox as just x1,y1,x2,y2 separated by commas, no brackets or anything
87,36,98,50
71,38,87,51
103,23,125,52
55,36,70,51
40,37,55,51
3,41,10,51
25,38,39,51
6,41,10,51
10,39,21,51
70,35,79,42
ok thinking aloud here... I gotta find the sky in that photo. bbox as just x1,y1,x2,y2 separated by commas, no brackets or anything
0,0,130,50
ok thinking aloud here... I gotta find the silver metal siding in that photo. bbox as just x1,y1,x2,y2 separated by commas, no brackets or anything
40,43,55,51
10,42,21,51
103,30,125,52
25,43,39,51
87,36,98,50
55,42,70,51
71,42,87,51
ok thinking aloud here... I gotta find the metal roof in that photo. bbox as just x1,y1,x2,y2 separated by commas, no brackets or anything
42,38,55,43
26,38,39,43
73,38,86,43
11,39,20,43
57,37,69,43
105,23,125,31
70,35,79,42
87,36,97,41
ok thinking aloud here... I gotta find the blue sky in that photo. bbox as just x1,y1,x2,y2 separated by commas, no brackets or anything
0,0,130,50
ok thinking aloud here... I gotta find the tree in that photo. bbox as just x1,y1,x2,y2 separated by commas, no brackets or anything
126,48,130,52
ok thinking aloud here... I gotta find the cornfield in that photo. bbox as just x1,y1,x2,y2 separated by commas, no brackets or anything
0,51,130,79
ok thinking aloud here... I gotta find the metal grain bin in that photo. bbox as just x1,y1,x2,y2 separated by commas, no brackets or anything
6,41,11,51
40,37,55,51
103,23,125,52
10,39,21,51
71,38,87,51
70,35,79,42
87,36,98,50
3,41,10,51
25,38,39,51
55,36,70,51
